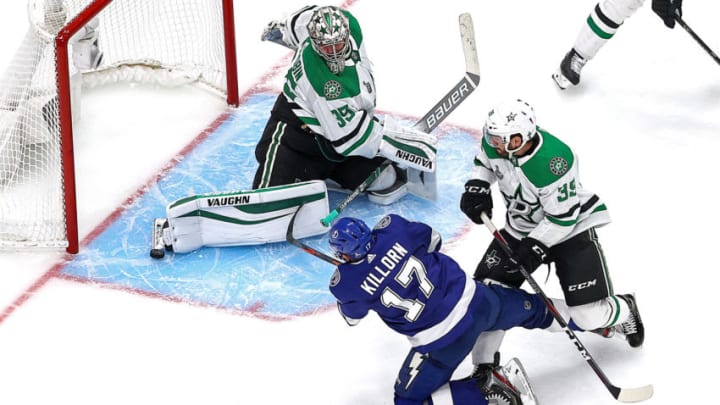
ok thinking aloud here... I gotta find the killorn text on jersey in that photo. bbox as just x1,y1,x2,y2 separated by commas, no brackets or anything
360,242,409,295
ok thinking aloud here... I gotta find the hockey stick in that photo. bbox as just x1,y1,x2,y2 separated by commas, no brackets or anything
674,14,720,66
320,160,392,226
412,12,480,133
288,203,341,266
320,12,480,226
479,212,654,403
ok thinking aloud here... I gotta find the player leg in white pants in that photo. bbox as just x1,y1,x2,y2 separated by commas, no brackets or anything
552,0,645,89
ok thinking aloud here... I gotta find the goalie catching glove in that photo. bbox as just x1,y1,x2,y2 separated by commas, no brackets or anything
379,116,438,173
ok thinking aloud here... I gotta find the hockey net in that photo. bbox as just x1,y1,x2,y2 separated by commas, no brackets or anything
0,0,238,253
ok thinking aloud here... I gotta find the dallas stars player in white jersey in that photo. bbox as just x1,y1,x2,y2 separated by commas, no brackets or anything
255,5,437,204
459,99,645,375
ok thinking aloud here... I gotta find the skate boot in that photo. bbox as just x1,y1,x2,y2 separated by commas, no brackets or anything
150,218,173,259
472,353,523,405
552,48,587,90
368,164,408,205
481,366,523,405
502,358,538,405
616,294,645,348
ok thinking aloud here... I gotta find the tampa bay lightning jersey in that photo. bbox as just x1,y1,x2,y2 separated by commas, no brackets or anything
329,214,479,351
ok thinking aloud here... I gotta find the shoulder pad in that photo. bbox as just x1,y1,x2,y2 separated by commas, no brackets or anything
520,128,575,187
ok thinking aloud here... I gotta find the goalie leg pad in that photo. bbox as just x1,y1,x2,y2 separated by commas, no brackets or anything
406,167,438,201
163,180,329,254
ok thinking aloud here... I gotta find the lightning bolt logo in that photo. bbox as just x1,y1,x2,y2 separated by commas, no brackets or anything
406,352,425,389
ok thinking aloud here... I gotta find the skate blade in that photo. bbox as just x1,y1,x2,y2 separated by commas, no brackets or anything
150,218,167,259
552,71,572,90
504,358,539,405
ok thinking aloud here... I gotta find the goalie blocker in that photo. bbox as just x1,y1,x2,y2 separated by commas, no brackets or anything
150,180,329,258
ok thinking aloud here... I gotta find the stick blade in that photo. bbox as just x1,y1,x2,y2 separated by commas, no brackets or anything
616,384,654,403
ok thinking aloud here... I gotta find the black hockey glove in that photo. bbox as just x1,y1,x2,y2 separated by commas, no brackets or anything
511,237,549,272
460,179,492,224
652,0,682,29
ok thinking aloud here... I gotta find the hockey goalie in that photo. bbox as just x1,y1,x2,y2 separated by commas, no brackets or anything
0,0,102,185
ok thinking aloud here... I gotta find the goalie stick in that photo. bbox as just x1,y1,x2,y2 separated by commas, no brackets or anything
412,12,480,133
320,12,480,226
287,203,341,266
320,160,392,226
479,212,654,403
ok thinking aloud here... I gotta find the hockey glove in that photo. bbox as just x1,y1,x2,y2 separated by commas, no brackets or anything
511,237,549,273
261,20,293,48
379,116,437,173
652,0,682,29
460,179,492,224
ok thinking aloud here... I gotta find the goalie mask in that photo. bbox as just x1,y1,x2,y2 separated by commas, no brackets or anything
307,6,351,74
328,217,373,261
483,99,537,157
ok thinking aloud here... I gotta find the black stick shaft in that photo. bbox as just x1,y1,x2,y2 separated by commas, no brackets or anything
479,213,624,400
287,204,341,266
675,15,720,65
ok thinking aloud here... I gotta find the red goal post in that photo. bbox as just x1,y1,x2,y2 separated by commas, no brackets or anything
0,0,239,253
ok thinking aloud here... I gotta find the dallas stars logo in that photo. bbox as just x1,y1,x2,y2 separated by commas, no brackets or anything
506,112,517,122
323,80,342,99
549,156,569,176
502,185,542,224
485,249,501,268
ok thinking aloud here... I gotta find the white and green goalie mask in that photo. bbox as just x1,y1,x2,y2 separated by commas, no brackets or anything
307,6,351,74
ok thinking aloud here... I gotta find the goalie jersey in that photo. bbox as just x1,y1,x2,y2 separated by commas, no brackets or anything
281,7,383,160
329,214,492,352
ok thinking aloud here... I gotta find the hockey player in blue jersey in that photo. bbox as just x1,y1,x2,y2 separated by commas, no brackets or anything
328,214,555,405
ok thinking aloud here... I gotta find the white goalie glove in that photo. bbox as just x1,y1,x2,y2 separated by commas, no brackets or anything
260,20,289,48
379,116,438,173
260,6,316,50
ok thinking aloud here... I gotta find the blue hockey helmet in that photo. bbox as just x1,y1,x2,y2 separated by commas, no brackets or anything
328,217,373,261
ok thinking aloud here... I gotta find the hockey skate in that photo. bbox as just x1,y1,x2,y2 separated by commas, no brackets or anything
368,164,408,205
502,358,539,405
471,353,537,405
592,294,645,348
552,48,586,90
617,294,645,347
406,168,437,201
150,218,173,259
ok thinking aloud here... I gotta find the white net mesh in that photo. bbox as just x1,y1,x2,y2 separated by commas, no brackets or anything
0,0,232,250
